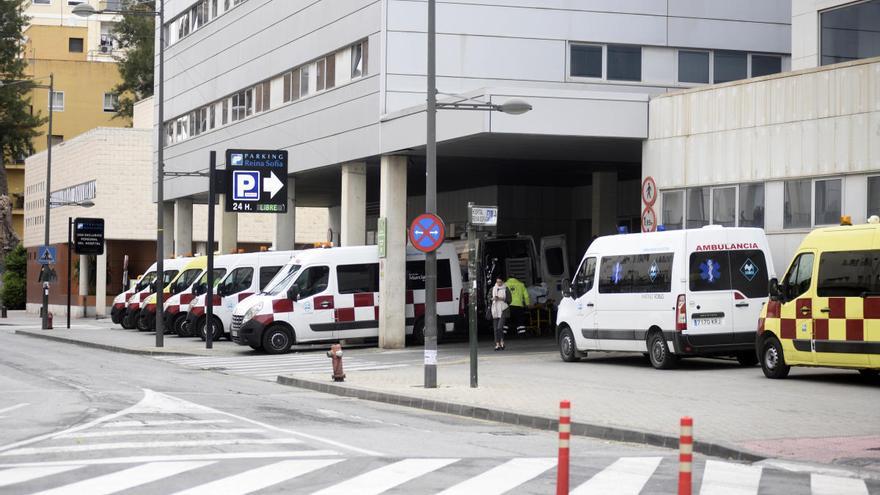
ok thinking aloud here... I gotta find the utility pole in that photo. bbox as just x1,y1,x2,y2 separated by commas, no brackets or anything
424,0,438,388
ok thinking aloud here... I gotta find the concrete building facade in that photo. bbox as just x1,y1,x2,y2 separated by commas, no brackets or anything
155,0,791,346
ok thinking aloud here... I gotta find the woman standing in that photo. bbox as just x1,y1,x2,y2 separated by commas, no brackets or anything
490,277,510,351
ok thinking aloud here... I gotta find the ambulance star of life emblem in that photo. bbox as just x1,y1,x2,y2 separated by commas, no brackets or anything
740,258,759,281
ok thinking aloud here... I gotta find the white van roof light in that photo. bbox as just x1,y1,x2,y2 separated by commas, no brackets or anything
702,225,724,229
869,215,880,224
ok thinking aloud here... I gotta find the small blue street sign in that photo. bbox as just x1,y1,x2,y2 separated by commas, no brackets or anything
409,213,445,253
232,170,261,201
37,245,57,265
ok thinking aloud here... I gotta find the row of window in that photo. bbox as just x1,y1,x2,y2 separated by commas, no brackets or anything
662,176,880,231
165,0,247,47
46,91,118,112
165,40,368,145
820,0,880,66
569,44,782,84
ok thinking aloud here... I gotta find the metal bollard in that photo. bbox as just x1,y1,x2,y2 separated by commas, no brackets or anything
679,416,693,495
327,343,345,382
1,306,7,318
556,400,571,495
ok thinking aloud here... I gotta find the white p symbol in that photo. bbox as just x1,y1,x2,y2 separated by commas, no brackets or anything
234,171,260,200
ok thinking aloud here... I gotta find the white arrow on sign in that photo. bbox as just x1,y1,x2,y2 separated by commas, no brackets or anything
263,172,284,199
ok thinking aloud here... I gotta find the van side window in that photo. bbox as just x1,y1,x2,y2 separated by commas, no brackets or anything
783,253,814,300
337,263,380,294
292,266,330,299
573,257,596,297
817,250,880,297
599,253,673,294
259,265,283,290
220,267,253,294
406,259,452,290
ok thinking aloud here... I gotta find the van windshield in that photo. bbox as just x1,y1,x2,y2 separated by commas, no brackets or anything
689,250,768,298
196,268,227,286
135,272,156,291
266,265,301,296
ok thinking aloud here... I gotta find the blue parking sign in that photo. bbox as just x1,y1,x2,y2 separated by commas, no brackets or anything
225,149,288,214
232,170,261,201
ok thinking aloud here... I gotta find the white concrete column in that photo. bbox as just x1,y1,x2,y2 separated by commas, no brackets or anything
378,155,407,349
592,171,618,237
341,162,367,246
274,177,296,250
328,206,341,246
79,254,89,315
174,198,193,256
162,202,175,257
96,242,107,316
218,194,238,254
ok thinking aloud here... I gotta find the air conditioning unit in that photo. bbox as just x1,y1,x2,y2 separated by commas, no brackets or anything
100,45,110,53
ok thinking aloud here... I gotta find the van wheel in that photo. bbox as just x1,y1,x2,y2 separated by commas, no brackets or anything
197,317,224,343
263,325,293,354
136,312,152,332
558,327,580,362
735,351,759,367
410,318,425,346
647,332,678,369
171,314,188,337
121,310,138,330
760,336,790,379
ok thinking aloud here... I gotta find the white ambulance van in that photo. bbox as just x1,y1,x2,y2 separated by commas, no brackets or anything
556,226,775,369
177,255,238,337
231,244,462,353
188,251,296,341
112,262,155,325
121,258,190,330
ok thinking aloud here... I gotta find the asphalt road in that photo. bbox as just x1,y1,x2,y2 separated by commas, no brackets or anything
0,329,876,494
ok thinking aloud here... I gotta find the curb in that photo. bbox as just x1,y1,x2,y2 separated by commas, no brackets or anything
14,330,201,357
277,375,766,463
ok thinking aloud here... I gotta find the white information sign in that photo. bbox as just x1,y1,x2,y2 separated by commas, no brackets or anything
470,206,498,226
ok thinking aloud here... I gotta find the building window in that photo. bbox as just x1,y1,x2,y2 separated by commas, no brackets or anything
283,69,300,102
678,50,710,84
711,186,736,227
300,65,310,96
661,191,684,230
103,93,118,112
868,177,880,218
739,183,764,228
570,44,602,78
231,90,246,121
68,37,84,53
686,188,709,228
34,0,50,4
815,178,842,225
751,54,782,77
49,91,64,111
821,0,880,65
254,81,270,113
607,45,641,81
222,98,228,125
316,58,326,92
784,179,811,229
50,135,63,145
351,40,367,78
713,50,747,83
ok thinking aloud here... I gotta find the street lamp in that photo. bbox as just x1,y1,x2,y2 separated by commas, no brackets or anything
1,74,56,329
49,200,95,330
74,0,167,347
424,0,530,388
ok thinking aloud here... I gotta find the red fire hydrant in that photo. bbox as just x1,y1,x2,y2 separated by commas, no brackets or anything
327,343,345,382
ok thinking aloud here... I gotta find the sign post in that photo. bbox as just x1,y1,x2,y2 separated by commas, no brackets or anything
207,151,217,350
225,149,289,214
409,213,445,386
467,204,498,388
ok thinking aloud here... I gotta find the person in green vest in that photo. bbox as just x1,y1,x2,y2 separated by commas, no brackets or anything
505,276,530,335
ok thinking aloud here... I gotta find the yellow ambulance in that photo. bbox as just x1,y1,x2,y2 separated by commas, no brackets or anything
757,217,880,378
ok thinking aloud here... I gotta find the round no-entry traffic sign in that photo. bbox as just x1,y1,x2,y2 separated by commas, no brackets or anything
409,213,446,253
642,206,657,232
642,176,657,206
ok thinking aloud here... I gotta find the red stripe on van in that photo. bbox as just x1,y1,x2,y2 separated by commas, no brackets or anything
766,300,781,319
315,295,334,310
238,292,253,302
864,297,880,319
828,298,846,319
846,319,864,341
437,288,453,302
780,319,796,339
414,303,425,318
814,319,829,340
374,306,379,321
354,293,374,307
796,298,811,318
335,308,355,322
405,290,414,304
272,299,293,313
180,293,194,305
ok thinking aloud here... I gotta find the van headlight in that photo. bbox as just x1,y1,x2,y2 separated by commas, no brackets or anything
243,301,263,323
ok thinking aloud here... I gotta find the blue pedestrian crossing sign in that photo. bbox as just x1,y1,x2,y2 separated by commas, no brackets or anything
37,245,57,265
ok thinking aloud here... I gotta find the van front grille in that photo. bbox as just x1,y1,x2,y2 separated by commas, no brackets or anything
231,315,244,332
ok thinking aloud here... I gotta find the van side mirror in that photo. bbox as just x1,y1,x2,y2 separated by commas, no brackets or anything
287,286,300,301
561,278,572,298
768,278,782,302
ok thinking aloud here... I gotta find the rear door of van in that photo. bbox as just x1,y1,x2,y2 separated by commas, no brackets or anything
726,230,772,345
685,229,735,348
540,235,569,302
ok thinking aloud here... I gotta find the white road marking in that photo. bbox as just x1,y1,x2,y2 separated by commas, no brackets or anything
438,457,556,495
31,461,213,495
0,465,83,488
811,474,869,495
0,404,29,415
101,419,232,428
571,457,663,495
57,428,262,439
312,458,459,495
1,438,302,456
172,458,343,495
699,460,762,495
0,450,340,468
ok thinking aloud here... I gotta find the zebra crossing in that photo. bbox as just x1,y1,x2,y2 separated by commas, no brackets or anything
154,353,408,381
1,453,876,494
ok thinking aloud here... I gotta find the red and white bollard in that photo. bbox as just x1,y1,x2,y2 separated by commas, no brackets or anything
678,416,693,495
556,400,571,495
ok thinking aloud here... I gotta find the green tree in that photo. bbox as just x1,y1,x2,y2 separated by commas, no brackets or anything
111,1,156,120
0,2,44,255
1,245,27,309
